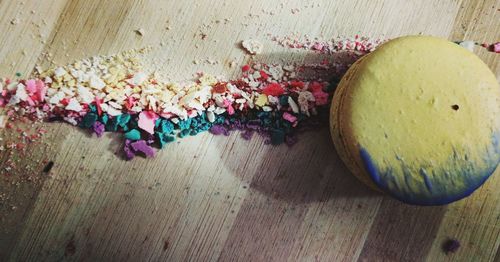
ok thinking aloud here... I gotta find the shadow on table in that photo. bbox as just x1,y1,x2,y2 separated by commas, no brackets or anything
214,50,381,204
216,50,448,261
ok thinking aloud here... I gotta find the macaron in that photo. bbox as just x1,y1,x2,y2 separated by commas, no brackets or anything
330,35,500,205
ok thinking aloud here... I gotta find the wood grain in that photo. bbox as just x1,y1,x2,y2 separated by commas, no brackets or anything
0,0,499,261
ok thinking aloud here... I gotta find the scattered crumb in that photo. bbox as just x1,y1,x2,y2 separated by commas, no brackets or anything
458,40,475,52
241,39,264,55
42,161,54,173
0,115,6,128
442,238,460,254
64,236,76,257
134,28,145,37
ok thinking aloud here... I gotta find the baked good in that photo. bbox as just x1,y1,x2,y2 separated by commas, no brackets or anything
330,35,500,205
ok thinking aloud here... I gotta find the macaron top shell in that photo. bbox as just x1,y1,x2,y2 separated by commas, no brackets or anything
332,35,500,205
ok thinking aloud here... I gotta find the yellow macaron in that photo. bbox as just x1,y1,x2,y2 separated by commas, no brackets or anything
330,35,500,205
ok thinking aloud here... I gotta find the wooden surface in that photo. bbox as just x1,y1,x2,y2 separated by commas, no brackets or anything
0,0,499,261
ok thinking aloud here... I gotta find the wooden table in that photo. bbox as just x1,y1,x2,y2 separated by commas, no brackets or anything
0,0,499,261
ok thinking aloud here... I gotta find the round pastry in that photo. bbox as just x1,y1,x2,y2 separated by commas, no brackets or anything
330,35,500,205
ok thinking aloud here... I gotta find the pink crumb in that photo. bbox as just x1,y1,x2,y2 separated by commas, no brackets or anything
25,79,37,93
94,97,103,115
138,111,158,134
309,82,329,106
283,112,297,123
35,80,47,102
312,43,324,51
227,104,235,115
491,42,500,53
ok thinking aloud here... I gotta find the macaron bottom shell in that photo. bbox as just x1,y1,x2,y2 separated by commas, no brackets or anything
330,56,380,191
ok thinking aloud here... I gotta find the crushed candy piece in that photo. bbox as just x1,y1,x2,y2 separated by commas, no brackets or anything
310,82,329,106
80,112,98,128
283,112,297,123
130,140,155,157
92,121,105,137
66,98,83,112
127,72,148,86
124,139,136,160
138,111,157,134
206,111,215,123
134,28,145,36
0,115,6,128
159,119,174,134
241,39,263,55
15,83,28,101
0,36,390,160
255,94,268,107
156,133,175,148
490,42,500,53
262,83,285,96
442,238,460,254
209,125,229,136
125,129,141,141
54,67,67,77
288,97,299,113
270,129,285,145
458,40,475,52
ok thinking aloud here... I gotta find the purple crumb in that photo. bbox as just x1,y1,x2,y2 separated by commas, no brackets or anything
246,120,261,130
442,238,460,254
285,135,298,146
92,121,105,137
123,139,135,160
232,120,244,130
209,125,229,136
144,133,155,144
241,130,254,140
130,140,156,157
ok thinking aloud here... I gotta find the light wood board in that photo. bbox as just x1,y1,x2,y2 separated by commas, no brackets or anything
0,0,499,261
